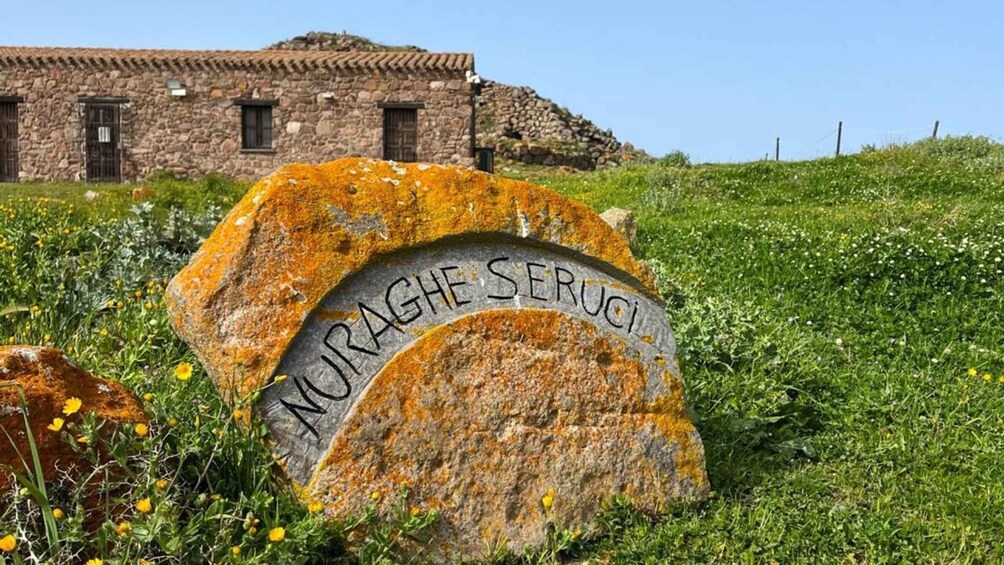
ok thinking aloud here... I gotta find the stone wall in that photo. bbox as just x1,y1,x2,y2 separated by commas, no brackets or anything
0,64,473,182
476,80,645,170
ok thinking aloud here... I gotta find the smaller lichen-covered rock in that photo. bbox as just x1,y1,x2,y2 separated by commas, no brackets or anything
0,346,145,490
131,186,155,200
600,207,638,246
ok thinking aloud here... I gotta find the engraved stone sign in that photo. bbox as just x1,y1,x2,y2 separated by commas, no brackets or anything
167,158,708,560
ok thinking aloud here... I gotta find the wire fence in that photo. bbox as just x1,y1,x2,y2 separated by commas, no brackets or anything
765,120,961,161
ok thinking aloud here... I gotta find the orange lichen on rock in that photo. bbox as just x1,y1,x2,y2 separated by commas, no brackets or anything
0,346,145,490
131,186,154,201
166,158,656,401
308,309,708,560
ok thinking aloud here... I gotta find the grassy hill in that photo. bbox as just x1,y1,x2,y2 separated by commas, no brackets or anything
2,137,1004,562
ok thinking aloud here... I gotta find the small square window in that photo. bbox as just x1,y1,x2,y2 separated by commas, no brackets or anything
241,105,273,150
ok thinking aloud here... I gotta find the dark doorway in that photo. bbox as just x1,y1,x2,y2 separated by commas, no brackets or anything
383,108,418,162
0,102,17,183
475,147,494,174
84,103,121,182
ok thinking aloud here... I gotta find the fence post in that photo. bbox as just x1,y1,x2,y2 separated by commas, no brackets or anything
836,121,843,157
775,137,780,161
932,120,940,139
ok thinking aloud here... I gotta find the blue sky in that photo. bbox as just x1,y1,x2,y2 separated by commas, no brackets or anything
5,0,1002,163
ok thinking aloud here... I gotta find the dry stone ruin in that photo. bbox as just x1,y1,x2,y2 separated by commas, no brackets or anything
477,80,648,170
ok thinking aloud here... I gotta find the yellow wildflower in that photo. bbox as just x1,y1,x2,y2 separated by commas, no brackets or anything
541,488,555,512
142,392,153,402
307,500,323,513
134,423,149,438
76,436,90,445
174,362,193,381
0,534,16,552
410,506,420,517
86,559,102,565
99,328,109,337
968,368,977,377
268,527,285,543
156,478,169,490
52,508,65,520
62,397,82,415
370,491,381,501
274,374,288,384
48,417,65,432
983,373,992,382
115,521,132,536
231,546,241,556
167,417,178,427
233,408,244,420
136,498,153,514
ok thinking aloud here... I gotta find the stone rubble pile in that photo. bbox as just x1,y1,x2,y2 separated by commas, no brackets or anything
477,80,648,170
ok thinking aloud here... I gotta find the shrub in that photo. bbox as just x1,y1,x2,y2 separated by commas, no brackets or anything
658,150,691,167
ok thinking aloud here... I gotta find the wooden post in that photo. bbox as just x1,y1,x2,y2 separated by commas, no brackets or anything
932,120,940,139
836,121,843,157
775,137,780,161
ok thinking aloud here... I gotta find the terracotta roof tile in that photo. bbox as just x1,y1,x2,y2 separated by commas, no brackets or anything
0,46,473,73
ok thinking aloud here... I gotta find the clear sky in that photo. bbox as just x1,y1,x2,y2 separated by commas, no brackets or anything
5,0,1002,163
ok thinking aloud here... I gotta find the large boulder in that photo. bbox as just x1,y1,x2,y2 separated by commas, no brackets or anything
167,158,707,560
0,346,145,490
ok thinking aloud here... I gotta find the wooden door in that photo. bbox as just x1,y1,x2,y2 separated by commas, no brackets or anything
383,108,418,162
0,102,17,183
85,104,121,182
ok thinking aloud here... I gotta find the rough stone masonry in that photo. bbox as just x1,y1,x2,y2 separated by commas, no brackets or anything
0,47,474,182
166,158,708,560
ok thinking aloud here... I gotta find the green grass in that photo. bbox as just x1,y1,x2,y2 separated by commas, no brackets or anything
2,136,1004,563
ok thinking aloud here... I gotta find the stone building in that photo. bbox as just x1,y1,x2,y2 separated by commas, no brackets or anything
0,46,475,183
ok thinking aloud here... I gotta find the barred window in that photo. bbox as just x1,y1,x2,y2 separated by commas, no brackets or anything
383,108,418,162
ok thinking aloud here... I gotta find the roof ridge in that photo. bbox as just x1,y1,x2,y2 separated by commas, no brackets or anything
0,46,473,72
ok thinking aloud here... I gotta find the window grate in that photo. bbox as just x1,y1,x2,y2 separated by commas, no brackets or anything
84,103,121,183
383,108,418,162
0,102,17,183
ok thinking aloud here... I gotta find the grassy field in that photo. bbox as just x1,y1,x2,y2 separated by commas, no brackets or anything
2,137,1004,563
